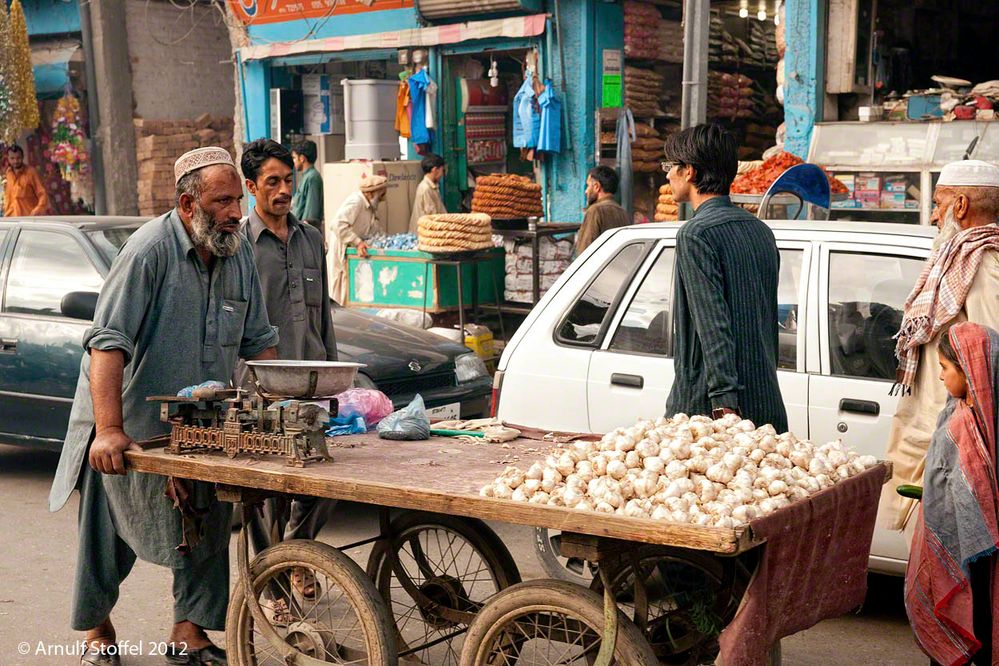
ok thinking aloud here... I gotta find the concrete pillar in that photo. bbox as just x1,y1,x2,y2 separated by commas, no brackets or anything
87,0,138,215
784,0,826,158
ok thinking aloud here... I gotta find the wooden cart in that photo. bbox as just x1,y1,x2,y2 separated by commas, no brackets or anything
125,433,887,666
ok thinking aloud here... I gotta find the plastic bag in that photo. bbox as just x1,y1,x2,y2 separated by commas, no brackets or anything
336,388,394,427
176,380,226,398
326,414,368,437
377,394,431,441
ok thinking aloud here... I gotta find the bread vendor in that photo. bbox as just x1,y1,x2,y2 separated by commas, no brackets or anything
575,165,632,255
326,173,387,304
409,153,447,232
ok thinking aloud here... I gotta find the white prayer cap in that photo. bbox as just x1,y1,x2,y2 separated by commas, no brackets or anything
174,147,236,185
937,160,999,188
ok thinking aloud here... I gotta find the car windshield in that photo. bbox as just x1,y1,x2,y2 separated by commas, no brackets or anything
85,226,141,264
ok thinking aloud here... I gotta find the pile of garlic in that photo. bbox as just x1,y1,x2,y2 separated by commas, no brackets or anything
479,413,879,528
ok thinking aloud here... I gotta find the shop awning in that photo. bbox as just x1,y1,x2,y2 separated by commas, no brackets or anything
240,13,547,61
31,40,83,97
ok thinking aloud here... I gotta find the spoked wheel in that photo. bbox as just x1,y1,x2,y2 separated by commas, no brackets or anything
534,527,598,585
227,539,397,665
590,546,742,666
458,580,659,665
366,511,521,665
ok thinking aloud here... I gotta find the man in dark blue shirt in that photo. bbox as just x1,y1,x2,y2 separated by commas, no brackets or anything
662,124,787,432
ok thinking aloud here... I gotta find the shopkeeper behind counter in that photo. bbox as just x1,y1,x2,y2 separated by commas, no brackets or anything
327,173,387,305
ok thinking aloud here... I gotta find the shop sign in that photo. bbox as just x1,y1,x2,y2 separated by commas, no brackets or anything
601,49,623,108
229,0,414,25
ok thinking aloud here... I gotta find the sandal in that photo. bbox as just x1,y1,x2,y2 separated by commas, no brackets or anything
80,642,121,666
164,643,227,665
290,567,320,600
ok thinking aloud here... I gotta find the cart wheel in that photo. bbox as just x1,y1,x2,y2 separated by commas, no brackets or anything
227,539,397,665
366,511,521,665
590,546,742,666
458,579,659,665
534,527,598,585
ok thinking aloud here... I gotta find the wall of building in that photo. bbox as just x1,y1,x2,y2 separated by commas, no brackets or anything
783,0,824,158
125,0,236,121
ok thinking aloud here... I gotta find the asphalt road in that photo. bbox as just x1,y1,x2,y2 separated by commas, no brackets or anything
0,443,925,665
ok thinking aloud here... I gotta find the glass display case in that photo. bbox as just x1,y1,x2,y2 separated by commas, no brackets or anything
808,121,999,225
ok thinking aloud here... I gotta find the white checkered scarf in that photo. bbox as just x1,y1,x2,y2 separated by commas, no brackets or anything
893,225,999,393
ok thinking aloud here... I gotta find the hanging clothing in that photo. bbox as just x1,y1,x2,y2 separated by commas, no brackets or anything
409,68,432,147
513,75,540,149
537,80,562,154
425,74,438,130
394,78,411,139
615,107,636,216
906,322,999,666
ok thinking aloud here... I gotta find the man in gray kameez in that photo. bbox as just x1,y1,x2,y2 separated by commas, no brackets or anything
239,139,338,612
661,124,788,432
49,147,278,666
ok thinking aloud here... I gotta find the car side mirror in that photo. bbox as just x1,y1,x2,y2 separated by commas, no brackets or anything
61,291,99,321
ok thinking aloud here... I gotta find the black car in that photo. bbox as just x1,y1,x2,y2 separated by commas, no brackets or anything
0,216,491,450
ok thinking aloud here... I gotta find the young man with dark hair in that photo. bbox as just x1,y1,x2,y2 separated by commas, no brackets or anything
291,139,324,235
409,152,447,232
3,143,48,216
239,139,338,615
575,164,631,255
662,123,787,432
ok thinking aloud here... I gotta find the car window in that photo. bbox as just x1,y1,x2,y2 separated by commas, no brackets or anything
556,243,646,346
609,247,675,356
4,230,103,316
85,227,139,264
827,251,923,380
778,249,804,370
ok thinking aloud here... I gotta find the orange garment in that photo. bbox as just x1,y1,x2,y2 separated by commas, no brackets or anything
395,79,411,139
3,166,48,216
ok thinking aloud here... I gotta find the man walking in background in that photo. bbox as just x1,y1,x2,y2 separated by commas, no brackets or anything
3,143,48,216
291,139,324,236
663,124,787,433
575,165,630,255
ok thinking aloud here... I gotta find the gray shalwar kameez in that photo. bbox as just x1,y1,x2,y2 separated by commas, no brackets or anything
49,210,278,630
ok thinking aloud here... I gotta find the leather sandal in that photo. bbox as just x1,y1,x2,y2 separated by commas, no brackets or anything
164,643,227,666
80,642,121,666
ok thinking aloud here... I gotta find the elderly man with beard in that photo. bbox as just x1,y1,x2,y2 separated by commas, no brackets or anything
49,147,278,666
886,159,999,535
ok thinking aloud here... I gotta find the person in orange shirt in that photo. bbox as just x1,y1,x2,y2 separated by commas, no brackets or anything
3,144,48,217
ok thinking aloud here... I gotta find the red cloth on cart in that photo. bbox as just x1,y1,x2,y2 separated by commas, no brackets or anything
717,463,889,665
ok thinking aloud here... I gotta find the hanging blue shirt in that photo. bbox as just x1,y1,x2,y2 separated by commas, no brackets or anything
537,80,562,153
513,76,540,149
409,69,432,146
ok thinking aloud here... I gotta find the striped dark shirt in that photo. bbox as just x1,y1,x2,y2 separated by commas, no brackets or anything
664,196,788,432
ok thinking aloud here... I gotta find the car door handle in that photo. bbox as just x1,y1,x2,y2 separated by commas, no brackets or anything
610,373,644,389
0,338,16,354
839,398,880,416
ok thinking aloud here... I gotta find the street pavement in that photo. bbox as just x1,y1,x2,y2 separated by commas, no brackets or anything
0,443,925,665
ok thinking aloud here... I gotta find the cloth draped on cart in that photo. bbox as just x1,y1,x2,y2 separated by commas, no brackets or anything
906,323,999,666
717,463,888,665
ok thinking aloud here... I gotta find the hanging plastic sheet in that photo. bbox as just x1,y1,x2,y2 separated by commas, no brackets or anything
615,107,636,215
537,79,562,153
513,75,540,149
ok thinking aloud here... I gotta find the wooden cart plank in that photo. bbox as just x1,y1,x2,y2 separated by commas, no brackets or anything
125,433,757,554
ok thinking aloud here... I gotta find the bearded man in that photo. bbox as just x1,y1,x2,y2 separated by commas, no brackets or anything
886,159,999,534
574,165,631,255
49,147,279,666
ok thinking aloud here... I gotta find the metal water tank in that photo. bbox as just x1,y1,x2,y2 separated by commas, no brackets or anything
342,79,401,160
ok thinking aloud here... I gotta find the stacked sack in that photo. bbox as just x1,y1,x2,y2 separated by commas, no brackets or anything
631,121,666,173
504,238,573,303
625,66,664,117
623,1,661,59
417,213,494,253
472,174,543,219
709,72,755,120
658,19,684,64
655,184,678,221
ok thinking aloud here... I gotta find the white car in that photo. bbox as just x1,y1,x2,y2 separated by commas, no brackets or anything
495,220,935,575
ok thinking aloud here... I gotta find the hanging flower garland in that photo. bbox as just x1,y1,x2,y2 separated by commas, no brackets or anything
49,94,89,181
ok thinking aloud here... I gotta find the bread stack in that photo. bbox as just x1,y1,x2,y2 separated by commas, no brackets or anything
471,174,543,219
655,184,678,221
417,213,494,254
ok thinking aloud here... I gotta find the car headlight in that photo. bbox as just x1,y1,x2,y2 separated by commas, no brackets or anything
353,372,378,390
455,353,489,384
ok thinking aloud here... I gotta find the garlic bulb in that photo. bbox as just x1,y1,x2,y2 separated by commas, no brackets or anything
607,460,628,480
526,463,544,481
625,450,642,469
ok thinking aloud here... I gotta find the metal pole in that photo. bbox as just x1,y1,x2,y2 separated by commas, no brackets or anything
680,0,710,130
78,0,106,215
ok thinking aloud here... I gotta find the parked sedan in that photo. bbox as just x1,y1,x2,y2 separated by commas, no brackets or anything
0,217,491,451
495,220,936,575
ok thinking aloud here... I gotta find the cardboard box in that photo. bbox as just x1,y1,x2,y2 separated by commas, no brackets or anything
855,173,881,194
881,192,907,209
323,160,423,241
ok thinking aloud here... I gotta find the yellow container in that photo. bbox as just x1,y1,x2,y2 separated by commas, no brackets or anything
464,324,495,360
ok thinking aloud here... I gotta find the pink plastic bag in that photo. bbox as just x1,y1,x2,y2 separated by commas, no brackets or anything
335,388,394,427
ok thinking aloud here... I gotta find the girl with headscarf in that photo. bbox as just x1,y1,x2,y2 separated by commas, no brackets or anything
906,322,999,665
